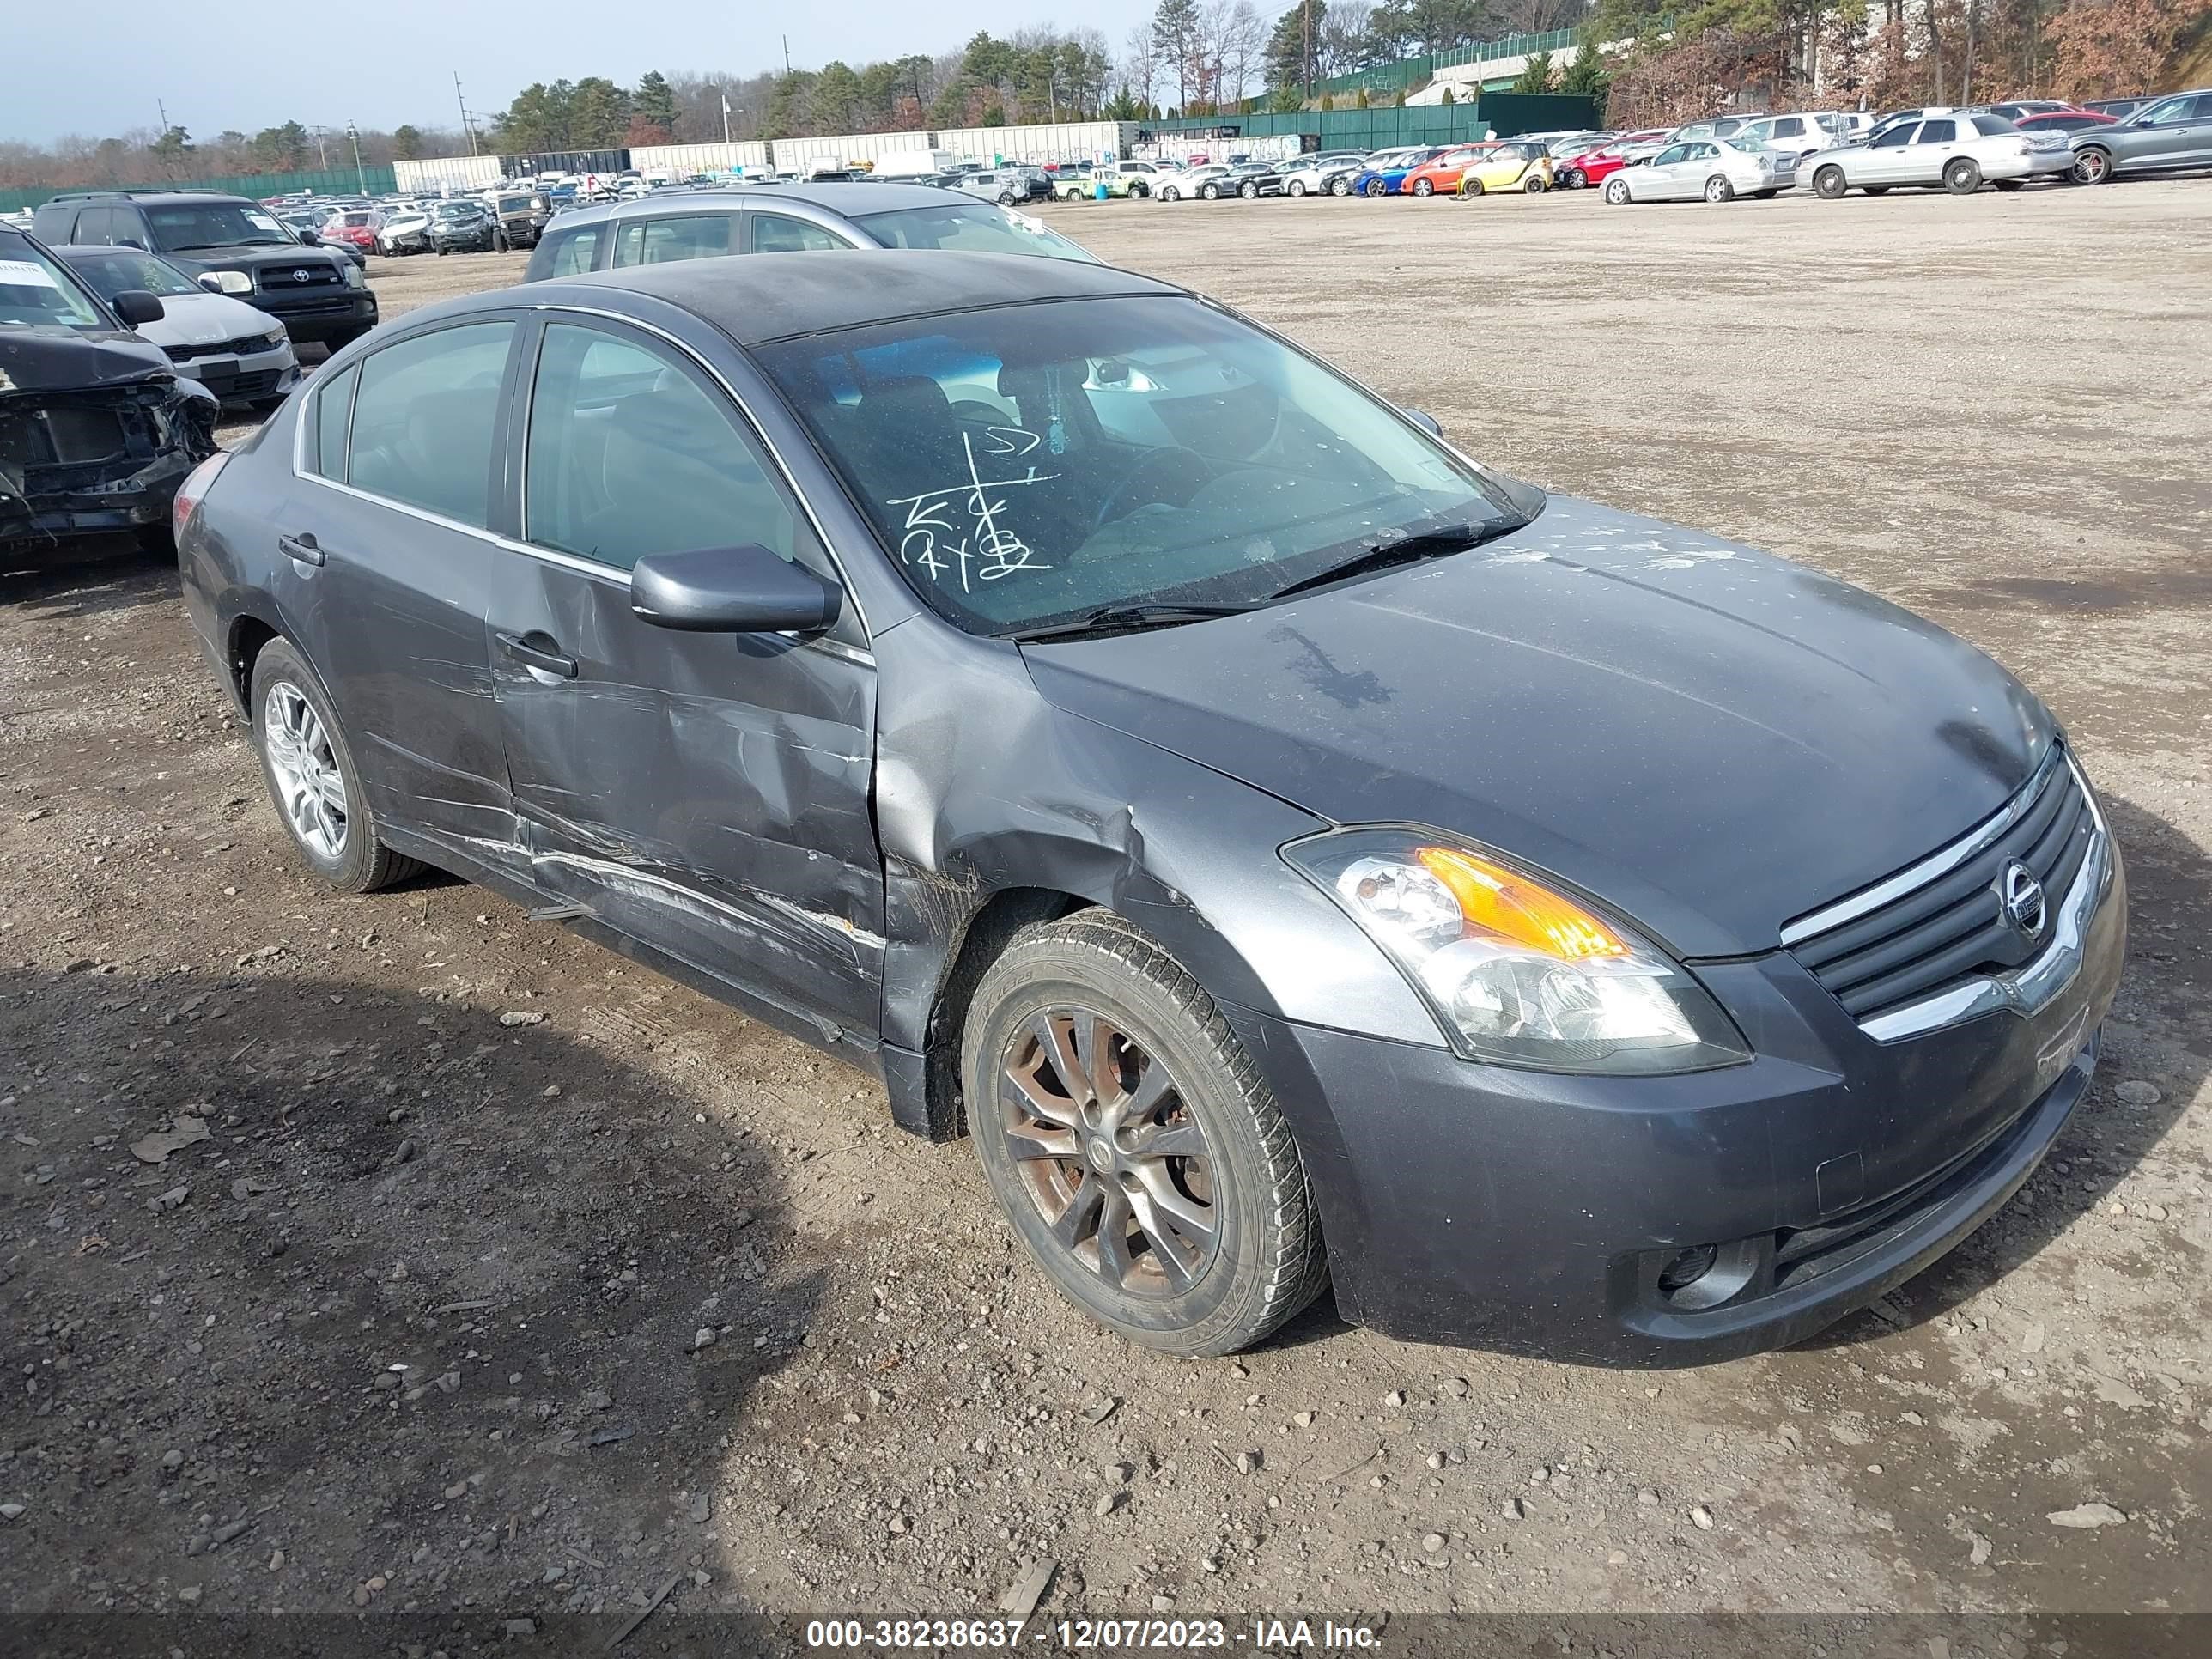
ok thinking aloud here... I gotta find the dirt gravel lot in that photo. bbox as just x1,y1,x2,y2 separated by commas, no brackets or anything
3,182,2208,1646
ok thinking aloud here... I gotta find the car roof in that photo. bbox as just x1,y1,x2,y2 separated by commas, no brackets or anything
545,180,957,232
480,249,1176,348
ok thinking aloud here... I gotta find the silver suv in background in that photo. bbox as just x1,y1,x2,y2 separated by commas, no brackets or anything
1729,112,1851,166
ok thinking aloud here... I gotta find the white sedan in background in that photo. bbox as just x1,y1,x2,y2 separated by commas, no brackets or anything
53,246,300,410
1602,137,1796,204
1801,112,2075,198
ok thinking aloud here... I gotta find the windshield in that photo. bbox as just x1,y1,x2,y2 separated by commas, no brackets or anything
145,202,295,252
0,234,109,331
62,249,204,300
854,203,1093,263
754,295,1535,636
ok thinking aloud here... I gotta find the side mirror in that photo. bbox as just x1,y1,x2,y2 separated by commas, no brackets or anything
631,544,842,635
299,228,322,245
1401,408,1443,439
197,273,225,294
112,289,165,326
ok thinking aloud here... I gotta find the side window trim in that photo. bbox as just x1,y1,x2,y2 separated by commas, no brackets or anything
507,303,872,643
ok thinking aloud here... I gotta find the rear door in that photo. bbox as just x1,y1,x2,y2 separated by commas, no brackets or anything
278,317,524,853
1901,118,1957,183
484,313,884,1035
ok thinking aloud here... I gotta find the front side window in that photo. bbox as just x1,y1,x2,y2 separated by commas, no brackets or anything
2136,96,2189,125
345,321,514,527
1651,145,1688,167
546,226,600,277
523,322,805,571
611,214,734,266
1871,124,1919,148
749,213,847,253
857,203,1091,262
753,296,1535,637
0,231,110,331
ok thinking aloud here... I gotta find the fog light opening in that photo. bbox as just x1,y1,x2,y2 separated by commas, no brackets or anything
1658,1244,1717,1293
1652,1237,1763,1311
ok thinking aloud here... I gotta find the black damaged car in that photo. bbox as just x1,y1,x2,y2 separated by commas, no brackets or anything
1,227,220,560
173,252,2124,1363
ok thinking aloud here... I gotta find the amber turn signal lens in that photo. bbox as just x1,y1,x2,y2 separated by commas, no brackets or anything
1414,846,1631,961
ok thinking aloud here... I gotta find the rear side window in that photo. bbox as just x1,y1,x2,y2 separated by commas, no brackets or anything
748,214,846,253
311,363,359,481
1772,117,1803,138
1971,115,2015,137
545,226,600,278
345,322,514,527
1918,119,1956,143
611,214,734,266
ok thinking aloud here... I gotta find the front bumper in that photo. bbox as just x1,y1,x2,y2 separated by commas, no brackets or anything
172,344,301,404
1226,830,2126,1364
257,292,378,343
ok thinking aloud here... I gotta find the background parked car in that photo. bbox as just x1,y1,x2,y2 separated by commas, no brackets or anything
1158,164,1234,200
1729,112,1851,167
1351,148,1447,197
1604,137,1792,204
953,169,1037,206
1558,130,1669,189
1218,162,1286,199
1274,152,1369,196
486,191,550,250
521,183,1093,282
378,208,433,255
1804,112,2074,197
2081,96,2154,118
2069,89,2212,184
53,245,299,411
1450,141,1554,196
428,200,498,255
28,190,376,348
2014,108,2118,136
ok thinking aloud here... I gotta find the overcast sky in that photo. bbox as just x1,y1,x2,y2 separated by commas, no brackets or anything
7,0,1162,147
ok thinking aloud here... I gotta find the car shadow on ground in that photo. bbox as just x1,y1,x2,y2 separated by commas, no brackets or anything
1803,787,2206,1350
0,542,178,621
0,962,819,1614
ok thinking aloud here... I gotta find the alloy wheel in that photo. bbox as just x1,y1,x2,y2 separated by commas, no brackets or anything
1705,176,1731,203
2073,149,2108,184
999,1007,1218,1297
262,683,349,862
1604,177,1631,204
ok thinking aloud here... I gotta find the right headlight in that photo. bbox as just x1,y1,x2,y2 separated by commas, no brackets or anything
1285,829,1748,1075
211,270,253,295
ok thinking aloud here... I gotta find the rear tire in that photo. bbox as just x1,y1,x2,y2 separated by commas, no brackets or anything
1814,165,1847,199
1240,181,1258,198
963,909,1328,1358
1754,188,1779,199
249,638,422,894
1993,179,2025,191
1863,185,1890,196
1522,174,1546,193
1704,174,1734,203
1328,176,1349,196
1943,157,1982,194
1202,183,1221,199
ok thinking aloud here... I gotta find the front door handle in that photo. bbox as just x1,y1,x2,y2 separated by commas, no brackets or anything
497,630,578,678
278,532,324,566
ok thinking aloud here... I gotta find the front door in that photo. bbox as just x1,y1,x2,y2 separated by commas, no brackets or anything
484,314,884,1036
1857,121,1923,185
1640,143,1691,199
279,318,522,851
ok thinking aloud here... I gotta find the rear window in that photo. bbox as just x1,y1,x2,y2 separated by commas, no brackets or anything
856,203,1092,263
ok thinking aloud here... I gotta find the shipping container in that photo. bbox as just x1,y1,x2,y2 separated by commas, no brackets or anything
768,132,939,173
935,120,1139,166
393,155,503,193
628,140,773,179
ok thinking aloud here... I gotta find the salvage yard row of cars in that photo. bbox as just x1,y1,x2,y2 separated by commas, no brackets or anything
3,125,2144,1364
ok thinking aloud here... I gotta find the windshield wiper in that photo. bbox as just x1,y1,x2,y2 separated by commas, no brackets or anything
1266,520,1516,600
1005,602,1255,643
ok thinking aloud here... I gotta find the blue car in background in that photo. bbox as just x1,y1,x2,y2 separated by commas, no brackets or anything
1352,147,1449,198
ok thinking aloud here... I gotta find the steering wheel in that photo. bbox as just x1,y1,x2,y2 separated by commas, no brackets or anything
1092,447,1216,534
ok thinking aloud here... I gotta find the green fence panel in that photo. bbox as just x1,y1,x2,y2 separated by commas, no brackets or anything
1,166,398,216
1474,93,1603,137
1311,28,1581,99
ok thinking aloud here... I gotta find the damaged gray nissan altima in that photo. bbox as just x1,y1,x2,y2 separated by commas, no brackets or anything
174,252,2124,1363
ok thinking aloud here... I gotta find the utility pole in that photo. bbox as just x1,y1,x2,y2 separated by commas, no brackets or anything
720,90,732,143
455,72,478,155
1303,0,1313,102
157,98,170,131
313,125,329,168
782,34,793,74
346,121,367,195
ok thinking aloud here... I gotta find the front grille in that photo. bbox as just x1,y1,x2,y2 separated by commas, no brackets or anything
1788,751,2094,1021
165,333,278,363
255,264,342,292
199,368,283,398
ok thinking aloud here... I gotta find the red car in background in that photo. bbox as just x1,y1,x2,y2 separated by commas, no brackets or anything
1558,130,1670,189
319,209,382,254
2013,108,2118,135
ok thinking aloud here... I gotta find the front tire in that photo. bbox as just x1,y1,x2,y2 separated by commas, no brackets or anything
1240,181,1258,198
1943,157,1982,194
1363,179,1385,198
1603,176,1632,205
1287,179,1306,197
1413,178,1434,197
1813,165,1847,199
1564,168,1585,189
2072,146,2111,185
491,228,509,252
1161,185,1181,202
249,639,420,893
964,910,1328,1358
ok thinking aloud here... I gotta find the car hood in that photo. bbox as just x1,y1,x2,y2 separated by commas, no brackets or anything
0,325,175,392
134,290,274,347
163,245,347,276
1019,494,2054,958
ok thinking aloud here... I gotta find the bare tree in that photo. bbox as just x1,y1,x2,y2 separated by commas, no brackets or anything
1122,23,1164,107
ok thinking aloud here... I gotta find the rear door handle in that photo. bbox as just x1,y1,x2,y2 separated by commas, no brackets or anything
278,532,324,567
497,630,578,678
